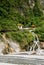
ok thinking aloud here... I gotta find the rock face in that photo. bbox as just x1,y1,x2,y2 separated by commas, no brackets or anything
2,43,15,55
0,35,21,55
1,33,21,54
0,40,5,54
40,42,44,49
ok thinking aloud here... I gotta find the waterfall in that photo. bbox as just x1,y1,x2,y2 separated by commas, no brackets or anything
29,30,40,51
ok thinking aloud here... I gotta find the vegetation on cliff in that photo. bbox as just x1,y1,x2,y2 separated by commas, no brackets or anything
0,0,44,49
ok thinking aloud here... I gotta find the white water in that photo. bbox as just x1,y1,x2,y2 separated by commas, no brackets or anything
29,30,40,50
17,27,43,55
0,30,44,55
0,31,44,65
29,30,39,51
29,30,44,55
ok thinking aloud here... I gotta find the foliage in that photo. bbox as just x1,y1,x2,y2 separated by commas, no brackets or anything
0,0,44,49
35,25,44,41
6,30,34,48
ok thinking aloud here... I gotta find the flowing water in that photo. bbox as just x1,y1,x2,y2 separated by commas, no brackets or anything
0,31,44,65
29,30,40,52
29,30,44,55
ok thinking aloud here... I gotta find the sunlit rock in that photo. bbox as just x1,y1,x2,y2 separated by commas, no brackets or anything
31,51,36,55
40,42,44,49
2,43,15,55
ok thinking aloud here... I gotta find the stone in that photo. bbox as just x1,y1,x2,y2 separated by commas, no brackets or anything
40,42,44,49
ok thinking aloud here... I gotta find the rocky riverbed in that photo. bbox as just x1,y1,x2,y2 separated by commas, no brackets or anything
0,55,44,65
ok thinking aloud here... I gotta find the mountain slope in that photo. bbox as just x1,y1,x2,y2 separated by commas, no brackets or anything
0,0,44,46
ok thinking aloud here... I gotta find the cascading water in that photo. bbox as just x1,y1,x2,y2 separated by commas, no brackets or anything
0,30,44,55
29,30,40,52
29,30,44,55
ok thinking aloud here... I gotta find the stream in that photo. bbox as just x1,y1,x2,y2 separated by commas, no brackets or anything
0,30,44,65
